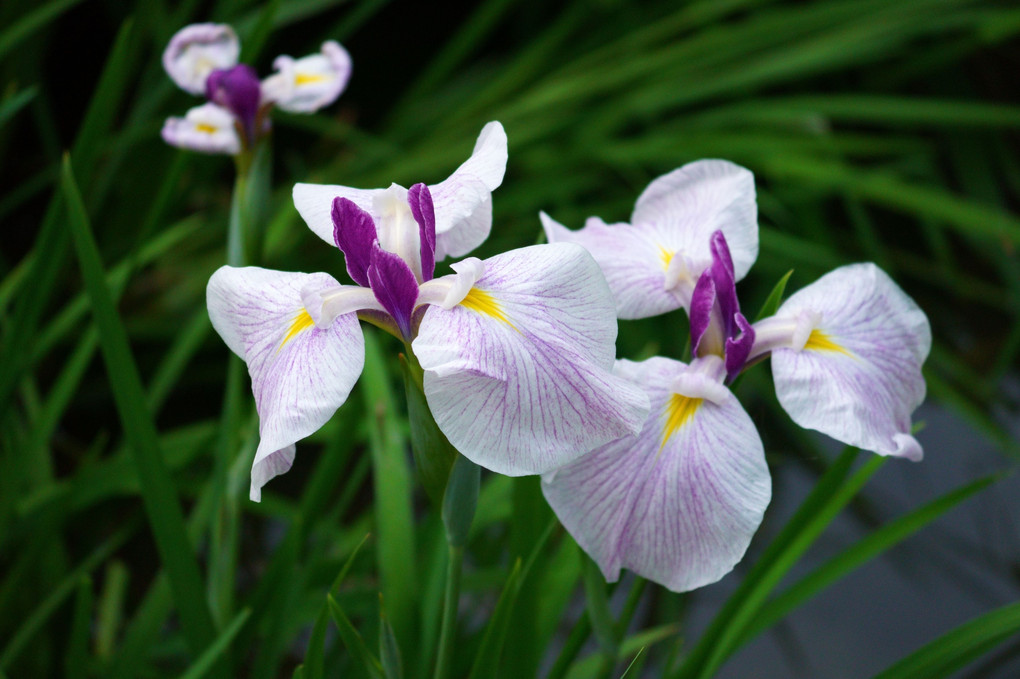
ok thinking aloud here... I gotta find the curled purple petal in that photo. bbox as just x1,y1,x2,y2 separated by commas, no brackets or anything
724,312,755,380
708,230,739,339
368,244,419,338
408,183,436,282
206,64,261,142
689,271,717,355
331,197,378,287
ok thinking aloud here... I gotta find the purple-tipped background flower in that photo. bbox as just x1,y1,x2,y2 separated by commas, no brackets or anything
161,24,351,155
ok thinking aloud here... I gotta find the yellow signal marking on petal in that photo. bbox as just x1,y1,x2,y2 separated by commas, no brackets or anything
660,394,703,449
460,287,516,329
804,329,852,356
195,123,219,134
295,73,328,85
279,310,315,351
658,246,674,270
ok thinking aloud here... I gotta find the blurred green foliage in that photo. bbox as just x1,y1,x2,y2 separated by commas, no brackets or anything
2,0,1019,677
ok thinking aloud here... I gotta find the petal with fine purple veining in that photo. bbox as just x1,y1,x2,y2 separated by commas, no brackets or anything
412,243,649,475
541,356,770,592
206,266,365,501
770,263,931,460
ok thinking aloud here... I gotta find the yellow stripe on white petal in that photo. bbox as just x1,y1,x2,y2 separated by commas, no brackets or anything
661,394,703,448
803,329,852,356
279,309,316,351
460,288,515,329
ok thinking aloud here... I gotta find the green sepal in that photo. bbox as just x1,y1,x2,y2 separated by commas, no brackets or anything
399,353,457,506
754,269,794,321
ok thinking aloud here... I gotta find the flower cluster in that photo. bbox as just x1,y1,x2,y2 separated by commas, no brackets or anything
207,123,649,501
539,160,931,592
161,24,351,155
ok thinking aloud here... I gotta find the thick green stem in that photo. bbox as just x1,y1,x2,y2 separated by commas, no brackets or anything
433,544,464,679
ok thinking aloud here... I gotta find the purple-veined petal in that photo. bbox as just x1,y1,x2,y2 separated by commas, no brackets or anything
541,212,688,319
770,263,931,460
163,23,240,95
261,41,352,113
542,356,770,592
206,266,365,500
331,197,378,286
409,183,437,281
429,121,508,259
206,64,261,140
631,159,758,282
367,244,419,339
161,103,241,155
294,183,383,246
412,243,650,475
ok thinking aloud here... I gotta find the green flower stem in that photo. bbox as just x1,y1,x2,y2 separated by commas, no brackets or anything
433,543,464,679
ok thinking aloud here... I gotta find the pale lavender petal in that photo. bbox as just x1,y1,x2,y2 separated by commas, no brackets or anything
412,243,650,475
542,356,770,592
367,244,419,338
294,183,382,246
429,121,508,259
540,212,686,319
631,159,758,282
163,23,240,95
261,41,352,113
206,266,365,500
161,103,241,155
331,197,378,287
408,183,436,281
770,263,931,460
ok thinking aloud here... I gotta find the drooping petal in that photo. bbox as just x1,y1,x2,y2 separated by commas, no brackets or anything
429,121,508,260
261,41,352,113
541,212,687,319
367,244,419,339
205,64,261,140
206,266,365,500
769,263,931,460
631,159,758,282
161,103,241,155
408,183,437,281
542,356,770,592
331,197,378,287
412,243,650,475
163,23,240,95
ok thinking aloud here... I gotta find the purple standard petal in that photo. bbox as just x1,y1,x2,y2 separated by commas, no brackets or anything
412,243,649,475
689,271,718,356
367,244,419,338
331,197,378,287
541,356,770,592
707,230,739,338
408,183,437,282
724,312,755,380
206,64,261,141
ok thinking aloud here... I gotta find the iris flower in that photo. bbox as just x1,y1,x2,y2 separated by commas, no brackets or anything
206,123,649,500
540,161,930,591
161,23,351,154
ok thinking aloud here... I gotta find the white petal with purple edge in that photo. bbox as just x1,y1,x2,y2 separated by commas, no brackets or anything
163,23,240,95
542,356,770,592
770,263,931,460
161,103,241,155
429,121,508,259
261,41,352,113
631,160,758,280
412,243,649,475
540,212,685,319
207,266,366,500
